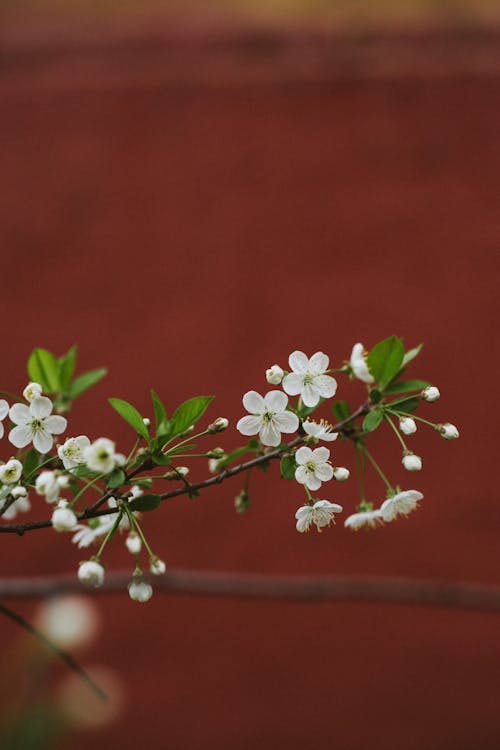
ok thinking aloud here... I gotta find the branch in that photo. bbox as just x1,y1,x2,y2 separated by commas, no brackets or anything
0,402,370,536
1,571,500,613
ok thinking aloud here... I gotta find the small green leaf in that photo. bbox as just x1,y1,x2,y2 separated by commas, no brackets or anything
369,389,382,404
150,390,168,435
367,336,404,390
68,368,107,399
23,448,39,480
108,397,150,441
362,408,384,433
27,348,60,393
384,379,430,395
402,344,423,368
58,345,78,392
169,396,214,438
391,396,420,413
152,452,173,466
280,455,296,480
70,465,100,478
332,400,351,422
129,493,161,512
106,467,126,489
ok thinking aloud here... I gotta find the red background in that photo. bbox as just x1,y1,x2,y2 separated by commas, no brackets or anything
1,13,500,750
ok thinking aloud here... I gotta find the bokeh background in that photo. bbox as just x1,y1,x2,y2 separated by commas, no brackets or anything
1,1,499,748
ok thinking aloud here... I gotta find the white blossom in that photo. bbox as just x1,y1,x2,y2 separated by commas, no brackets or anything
36,595,99,650
294,446,333,491
35,471,61,504
402,453,422,472
0,399,9,440
0,487,31,520
332,466,350,482
84,438,123,474
422,386,440,402
150,558,166,575
23,382,43,402
399,417,417,435
51,501,78,532
380,490,423,522
0,459,23,485
237,391,299,447
439,423,459,440
295,500,343,533
302,419,338,443
78,560,105,588
128,580,153,603
344,509,383,530
125,532,142,555
9,396,67,454
58,436,91,470
266,365,284,385
350,343,374,384
282,351,337,408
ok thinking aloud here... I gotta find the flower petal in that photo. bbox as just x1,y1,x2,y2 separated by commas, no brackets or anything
242,391,265,415
312,447,330,463
314,464,334,482
30,396,53,419
259,421,281,447
9,424,33,448
33,429,54,454
263,391,288,413
0,399,9,420
315,375,337,399
295,446,313,465
44,415,68,435
308,351,329,374
305,474,321,491
236,415,261,436
274,411,299,434
288,351,309,375
301,384,320,408
282,373,303,397
9,403,31,425
294,466,308,484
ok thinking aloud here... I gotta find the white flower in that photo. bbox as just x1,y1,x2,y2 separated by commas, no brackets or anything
350,343,374,384
35,470,60,504
237,391,299,447
9,396,67,454
303,419,338,442
72,498,127,548
344,509,384,530
295,500,343,533
294,446,334,491
0,399,9,439
84,438,122,474
282,351,337,408
129,485,143,500
332,466,350,482
51,501,78,532
399,417,417,435
266,365,284,385
78,560,105,588
439,423,459,440
23,382,43,402
380,490,423,522
0,459,23,485
402,453,422,472
0,487,31,520
36,595,99,650
150,558,166,575
58,436,91,470
125,532,142,555
128,580,153,603
422,386,440,402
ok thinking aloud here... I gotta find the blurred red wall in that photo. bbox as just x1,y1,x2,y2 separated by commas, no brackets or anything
0,16,499,750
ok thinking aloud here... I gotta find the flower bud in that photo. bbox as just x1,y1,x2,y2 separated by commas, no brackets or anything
11,486,27,498
125,532,142,555
439,422,459,440
150,558,166,576
57,475,70,489
207,447,225,459
399,417,417,435
333,466,350,482
266,365,284,385
128,580,153,603
78,560,105,588
402,453,422,472
234,489,250,514
165,466,189,480
208,417,229,434
422,386,440,402
143,417,151,427
52,502,78,532
0,459,23,485
208,457,225,473
23,382,43,402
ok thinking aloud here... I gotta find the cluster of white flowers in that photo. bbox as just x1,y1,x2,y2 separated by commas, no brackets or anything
344,490,424,530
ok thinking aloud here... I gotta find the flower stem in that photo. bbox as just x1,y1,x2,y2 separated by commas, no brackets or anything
162,429,209,454
95,511,123,561
71,473,107,506
384,414,408,451
362,447,394,492
124,506,155,559
387,408,437,429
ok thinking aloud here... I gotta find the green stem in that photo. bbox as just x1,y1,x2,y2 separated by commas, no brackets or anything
384,414,408,451
95,511,123,561
387,409,436,429
362,447,394,492
125,436,142,465
162,429,209,454
71,473,107,506
124,506,155,559
23,455,58,484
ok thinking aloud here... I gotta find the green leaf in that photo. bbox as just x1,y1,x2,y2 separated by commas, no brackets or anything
150,390,168,434
152,452,173,466
362,408,384,433
129,493,161,512
384,379,430,395
58,345,78,392
169,396,214,438
70,465,100,478
280,455,296,480
23,448,39,480
106,467,126,489
27,348,60,393
367,336,404,390
391,396,420,413
68,368,107,399
332,400,351,422
402,344,423,368
369,389,382,404
108,397,150,441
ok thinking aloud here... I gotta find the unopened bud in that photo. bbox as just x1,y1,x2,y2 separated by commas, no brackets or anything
128,579,153,603
399,417,417,435
402,453,422,472
422,386,440,402
207,447,225,459
266,365,284,385
51,502,78,532
333,467,350,482
143,417,151,427
23,382,43,402
208,417,229,434
125,532,142,555
150,558,166,575
234,489,250,514
438,422,459,440
165,466,189,480
78,560,105,588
